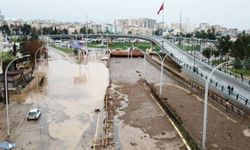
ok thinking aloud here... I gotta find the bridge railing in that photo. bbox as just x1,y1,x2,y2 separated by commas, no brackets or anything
167,39,250,88
182,63,249,108
160,45,250,108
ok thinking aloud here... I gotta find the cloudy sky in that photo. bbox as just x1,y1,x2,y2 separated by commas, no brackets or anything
0,0,249,30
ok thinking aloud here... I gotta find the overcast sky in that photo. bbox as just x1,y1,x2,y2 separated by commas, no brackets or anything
0,0,249,30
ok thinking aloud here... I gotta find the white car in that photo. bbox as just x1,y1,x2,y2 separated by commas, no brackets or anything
27,108,41,120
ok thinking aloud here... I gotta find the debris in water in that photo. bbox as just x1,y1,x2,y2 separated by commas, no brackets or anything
95,108,100,113
130,142,138,146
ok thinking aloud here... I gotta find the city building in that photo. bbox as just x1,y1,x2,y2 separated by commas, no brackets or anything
89,22,102,33
102,23,114,34
114,18,157,35
0,10,5,27
198,23,210,31
221,28,238,38
0,10,4,22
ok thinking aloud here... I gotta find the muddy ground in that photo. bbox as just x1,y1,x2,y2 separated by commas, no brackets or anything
160,84,250,150
107,57,250,150
107,57,186,150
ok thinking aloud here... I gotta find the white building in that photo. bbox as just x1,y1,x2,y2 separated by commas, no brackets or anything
90,22,102,33
114,18,157,35
221,28,238,38
199,23,210,31
102,23,114,33
0,10,4,22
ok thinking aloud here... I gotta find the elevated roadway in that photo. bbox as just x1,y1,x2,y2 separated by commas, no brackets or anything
44,34,250,108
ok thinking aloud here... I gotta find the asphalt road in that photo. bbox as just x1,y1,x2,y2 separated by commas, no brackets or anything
155,38,250,105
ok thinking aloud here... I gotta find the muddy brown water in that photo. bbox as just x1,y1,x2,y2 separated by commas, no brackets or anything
12,47,109,150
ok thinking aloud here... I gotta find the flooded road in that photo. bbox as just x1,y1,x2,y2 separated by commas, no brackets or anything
14,47,109,150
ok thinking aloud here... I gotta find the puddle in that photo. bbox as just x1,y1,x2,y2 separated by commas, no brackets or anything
109,84,129,149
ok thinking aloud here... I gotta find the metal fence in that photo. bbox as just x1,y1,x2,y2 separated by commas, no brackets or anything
168,52,250,108
168,40,250,88
145,81,201,150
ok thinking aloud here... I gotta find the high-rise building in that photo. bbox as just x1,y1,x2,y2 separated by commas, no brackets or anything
199,23,210,31
114,18,156,35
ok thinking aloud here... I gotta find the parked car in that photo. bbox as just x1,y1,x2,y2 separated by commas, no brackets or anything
27,108,41,120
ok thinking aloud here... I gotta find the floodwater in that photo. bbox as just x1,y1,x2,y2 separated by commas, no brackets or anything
14,47,109,150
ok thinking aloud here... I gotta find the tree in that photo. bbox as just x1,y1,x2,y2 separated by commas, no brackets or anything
202,47,212,60
195,30,208,39
30,27,38,39
2,52,15,72
154,28,163,36
216,35,232,56
42,27,54,35
80,27,87,34
53,27,58,34
0,24,11,35
231,35,245,59
207,28,216,40
62,28,68,34
20,39,45,68
87,28,94,34
73,29,78,34
243,58,250,69
233,58,243,69
21,24,32,35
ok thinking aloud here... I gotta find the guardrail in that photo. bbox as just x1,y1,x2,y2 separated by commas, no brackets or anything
145,81,200,150
183,63,249,108
160,49,250,109
167,39,250,89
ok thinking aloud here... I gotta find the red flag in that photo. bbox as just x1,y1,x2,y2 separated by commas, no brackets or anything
157,3,164,14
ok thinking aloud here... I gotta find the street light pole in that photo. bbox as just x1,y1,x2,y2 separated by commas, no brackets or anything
160,54,169,97
150,51,164,97
35,46,44,108
137,49,146,80
4,55,30,136
202,61,230,149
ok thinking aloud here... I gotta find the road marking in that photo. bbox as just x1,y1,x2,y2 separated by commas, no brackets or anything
144,85,192,150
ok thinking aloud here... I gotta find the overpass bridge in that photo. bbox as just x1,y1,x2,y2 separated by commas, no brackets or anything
42,34,250,109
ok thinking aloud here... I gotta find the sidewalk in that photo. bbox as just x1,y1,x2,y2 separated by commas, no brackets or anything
157,80,250,150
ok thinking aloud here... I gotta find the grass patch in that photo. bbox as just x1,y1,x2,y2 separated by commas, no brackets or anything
177,44,195,51
51,45,73,53
109,42,132,50
87,43,106,48
211,60,224,66
229,68,250,78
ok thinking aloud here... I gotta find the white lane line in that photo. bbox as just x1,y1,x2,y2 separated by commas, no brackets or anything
145,85,192,150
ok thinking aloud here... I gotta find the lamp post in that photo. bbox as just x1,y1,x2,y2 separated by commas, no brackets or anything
136,49,146,80
4,54,30,136
35,46,44,108
150,51,168,97
160,54,169,97
201,61,230,149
